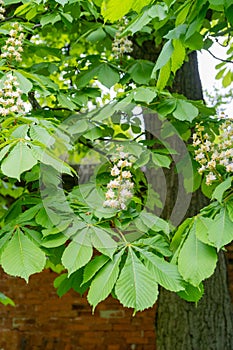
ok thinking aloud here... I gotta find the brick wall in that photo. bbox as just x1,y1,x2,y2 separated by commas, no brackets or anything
0,269,156,350
0,246,232,350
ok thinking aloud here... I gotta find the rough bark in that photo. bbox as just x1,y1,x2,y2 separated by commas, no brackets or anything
154,51,233,350
156,251,233,350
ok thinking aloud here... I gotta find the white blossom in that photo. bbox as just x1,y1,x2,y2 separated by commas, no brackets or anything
206,173,217,185
104,146,134,210
193,118,233,185
1,22,24,62
0,73,25,117
112,18,133,59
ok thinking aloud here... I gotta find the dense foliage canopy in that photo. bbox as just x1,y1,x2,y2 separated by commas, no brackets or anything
0,0,232,312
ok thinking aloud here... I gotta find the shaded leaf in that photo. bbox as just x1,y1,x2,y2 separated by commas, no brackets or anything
83,255,109,285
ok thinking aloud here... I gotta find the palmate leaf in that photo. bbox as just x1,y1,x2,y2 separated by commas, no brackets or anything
31,145,72,175
115,247,158,313
1,141,37,180
173,99,198,122
87,250,124,311
62,230,93,276
135,248,185,292
177,282,204,303
178,221,218,286
211,177,232,202
82,255,109,285
101,0,133,22
89,226,118,258
207,207,233,250
1,228,46,282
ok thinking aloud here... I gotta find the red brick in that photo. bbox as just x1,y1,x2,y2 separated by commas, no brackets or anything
0,248,232,350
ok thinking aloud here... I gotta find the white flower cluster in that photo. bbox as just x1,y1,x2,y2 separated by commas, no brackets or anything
112,18,133,58
0,73,25,117
103,146,134,210
193,119,233,185
1,22,24,62
0,0,5,20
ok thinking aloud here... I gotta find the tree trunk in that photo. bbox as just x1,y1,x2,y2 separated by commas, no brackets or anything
155,51,233,349
156,251,233,350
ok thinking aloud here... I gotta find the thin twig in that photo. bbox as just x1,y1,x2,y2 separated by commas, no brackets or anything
207,49,233,64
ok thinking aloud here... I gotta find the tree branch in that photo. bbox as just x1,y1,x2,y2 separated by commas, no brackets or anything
28,92,42,110
207,49,233,64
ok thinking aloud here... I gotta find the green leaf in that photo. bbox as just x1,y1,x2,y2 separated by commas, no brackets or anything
156,60,171,90
132,0,152,12
171,39,186,74
82,255,109,285
57,93,77,110
31,145,72,175
124,3,167,35
115,248,158,313
152,40,174,73
195,216,214,245
173,99,199,122
17,204,42,223
222,70,233,87
225,5,233,27
40,13,61,26
151,153,171,168
62,233,93,276
135,235,172,257
76,65,101,88
207,207,233,250
11,125,30,139
156,98,177,117
35,207,54,228
55,0,69,6
137,248,185,292
134,212,170,235
1,142,37,180
177,282,204,302
86,27,106,43
175,1,191,25
0,143,16,162
178,221,217,286
185,32,203,50
87,251,123,310
164,24,187,40
212,177,232,202
68,119,90,134
227,200,233,222
14,71,33,94
30,125,55,147
128,60,154,84
101,0,133,22
41,233,68,248
0,292,15,306
98,64,119,88
134,87,157,104
90,226,117,258
1,228,46,282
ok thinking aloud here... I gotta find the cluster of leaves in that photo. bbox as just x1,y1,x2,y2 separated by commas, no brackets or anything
0,0,232,311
